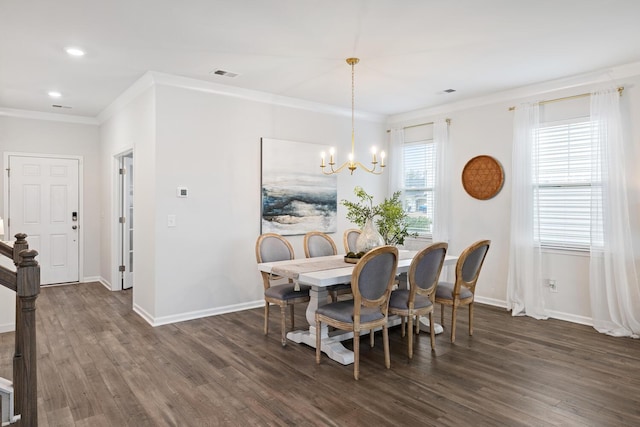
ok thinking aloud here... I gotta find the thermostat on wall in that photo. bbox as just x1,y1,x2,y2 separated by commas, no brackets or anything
177,187,188,198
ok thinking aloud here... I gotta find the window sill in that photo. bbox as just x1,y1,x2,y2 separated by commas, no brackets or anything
541,246,589,257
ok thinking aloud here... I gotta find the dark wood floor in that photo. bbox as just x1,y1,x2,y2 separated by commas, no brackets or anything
1,283,640,426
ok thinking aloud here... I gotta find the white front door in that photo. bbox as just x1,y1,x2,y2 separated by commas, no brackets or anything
8,155,80,285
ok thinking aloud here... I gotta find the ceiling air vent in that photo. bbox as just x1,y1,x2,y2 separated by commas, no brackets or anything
210,69,239,78
443,88,456,93
52,105,72,109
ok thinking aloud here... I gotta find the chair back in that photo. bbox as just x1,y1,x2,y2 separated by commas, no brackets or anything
343,228,361,253
351,246,398,315
304,231,337,258
409,242,448,301
255,233,294,264
455,240,490,295
256,233,295,290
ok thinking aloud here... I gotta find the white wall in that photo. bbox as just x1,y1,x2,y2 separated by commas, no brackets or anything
389,73,640,324
0,115,100,331
99,86,156,321
100,80,386,324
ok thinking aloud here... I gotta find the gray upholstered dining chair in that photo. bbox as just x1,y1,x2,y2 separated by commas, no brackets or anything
315,245,398,380
256,233,311,347
303,231,337,258
436,239,490,343
303,231,351,302
389,242,448,358
343,228,361,253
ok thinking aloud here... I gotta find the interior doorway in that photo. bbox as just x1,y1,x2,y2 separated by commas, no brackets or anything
118,152,133,290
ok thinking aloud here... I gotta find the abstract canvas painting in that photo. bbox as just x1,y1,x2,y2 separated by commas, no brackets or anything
261,138,337,235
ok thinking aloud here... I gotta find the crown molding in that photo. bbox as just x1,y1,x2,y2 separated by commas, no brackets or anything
98,71,386,124
388,60,640,125
150,71,387,123
96,71,156,124
0,107,99,125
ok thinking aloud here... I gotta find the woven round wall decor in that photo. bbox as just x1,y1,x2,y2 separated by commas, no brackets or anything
461,155,504,200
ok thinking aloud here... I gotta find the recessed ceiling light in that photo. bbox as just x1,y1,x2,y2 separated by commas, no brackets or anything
65,47,85,57
48,91,62,98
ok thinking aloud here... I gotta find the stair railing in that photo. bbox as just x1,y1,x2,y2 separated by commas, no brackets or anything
0,233,40,426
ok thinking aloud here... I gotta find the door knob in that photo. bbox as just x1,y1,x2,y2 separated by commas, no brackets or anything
72,225,78,230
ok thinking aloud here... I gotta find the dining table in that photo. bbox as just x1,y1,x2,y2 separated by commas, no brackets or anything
257,250,458,365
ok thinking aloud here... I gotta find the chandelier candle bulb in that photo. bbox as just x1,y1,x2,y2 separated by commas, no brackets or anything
380,151,386,167
320,152,326,167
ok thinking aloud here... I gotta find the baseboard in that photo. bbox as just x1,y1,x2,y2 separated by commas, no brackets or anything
545,309,593,326
135,300,265,327
475,296,508,309
132,303,155,326
0,322,14,334
475,296,593,326
83,276,113,291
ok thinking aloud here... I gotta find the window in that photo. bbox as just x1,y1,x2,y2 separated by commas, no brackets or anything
535,118,592,249
400,139,435,236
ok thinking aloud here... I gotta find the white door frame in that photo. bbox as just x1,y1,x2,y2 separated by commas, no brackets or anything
3,152,84,282
116,150,133,290
112,149,133,291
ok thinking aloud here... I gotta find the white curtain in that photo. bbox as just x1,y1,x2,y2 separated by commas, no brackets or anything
388,128,404,194
432,119,451,244
507,102,548,319
589,88,640,338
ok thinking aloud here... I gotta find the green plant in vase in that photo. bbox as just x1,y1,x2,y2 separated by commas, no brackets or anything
377,191,415,246
342,186,416,250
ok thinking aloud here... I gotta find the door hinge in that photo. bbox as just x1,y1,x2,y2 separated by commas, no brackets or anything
119,216,126,224
5,168,9,177
119,265,126,272
119,168,126,175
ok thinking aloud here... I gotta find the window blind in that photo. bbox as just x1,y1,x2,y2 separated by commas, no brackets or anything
401,139,435,235
535,120,592,249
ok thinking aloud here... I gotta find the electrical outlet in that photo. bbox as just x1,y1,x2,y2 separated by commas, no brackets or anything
548,279,558,293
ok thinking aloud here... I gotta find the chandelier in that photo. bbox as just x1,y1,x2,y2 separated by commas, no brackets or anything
320,58,385,175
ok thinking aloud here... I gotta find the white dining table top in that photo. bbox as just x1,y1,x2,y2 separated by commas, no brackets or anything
257,250,458,288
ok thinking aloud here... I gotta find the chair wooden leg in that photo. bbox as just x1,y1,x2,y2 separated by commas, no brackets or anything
407,315,414,359
383,325,390,369
290,304,295,329
428,311,435,350
280,305,287,347
451,305,458,343
469,302,474,336
264,302,269,335
441,304,445,324
329,290,337,303
400,316,406,337
315,316,322,364
370,329,375,347
415,315,420,335
354,331,360,380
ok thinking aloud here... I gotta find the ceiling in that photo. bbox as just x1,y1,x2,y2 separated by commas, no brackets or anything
3,0,640,119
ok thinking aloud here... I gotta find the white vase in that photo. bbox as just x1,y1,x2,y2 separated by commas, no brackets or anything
356,218,384,253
